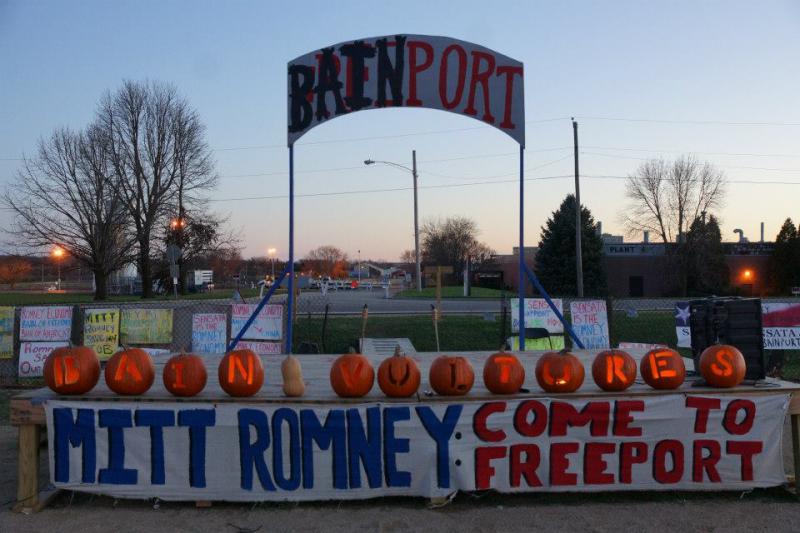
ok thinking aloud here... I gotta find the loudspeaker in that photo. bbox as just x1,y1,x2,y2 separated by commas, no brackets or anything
689,297,765,381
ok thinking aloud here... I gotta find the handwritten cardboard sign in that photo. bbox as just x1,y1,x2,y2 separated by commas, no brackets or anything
231,304,283,341
510,298,564,334
237,340,282,355
192,313,227,353
84,308,120,360
570,300,610,349
18,341,68,377
20,306,72,341
0,306,14,359
120,308,173,344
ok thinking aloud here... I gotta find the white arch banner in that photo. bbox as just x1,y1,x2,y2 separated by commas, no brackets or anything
287,34,525,146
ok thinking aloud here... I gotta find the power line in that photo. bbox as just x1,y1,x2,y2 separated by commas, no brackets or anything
576,115,800,127
581,151,800,173
583,145,800,159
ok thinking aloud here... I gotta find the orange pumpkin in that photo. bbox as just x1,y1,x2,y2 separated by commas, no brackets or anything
44,345,100,395
640,348,686,390
535,350,585,393
592,349,637,391
377,346,421,398
483,348,525,394
163,352,207,397
104,347,155,395
218,349,264,397
330,349,374,398
429,355,475,396
699,344,746,388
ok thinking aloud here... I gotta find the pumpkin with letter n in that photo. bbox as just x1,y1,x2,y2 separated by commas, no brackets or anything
591,349,636,392
104,347,155,395
429,355,475,396
219,348,264,397
377,346,420,398
483,347,525,394
330,348,375,398
535,350,584,393
163,352,207,397
640,347,686,390
44,345,100,395
699,344,746,388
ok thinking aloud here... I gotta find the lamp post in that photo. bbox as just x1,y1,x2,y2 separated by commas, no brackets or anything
364,151,422,291
357,249,361,283
52,247,64,290
267,248,277,281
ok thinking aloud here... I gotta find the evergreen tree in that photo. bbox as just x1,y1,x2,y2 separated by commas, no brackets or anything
768,218,800,294
683,214,729,295
534,195,607,296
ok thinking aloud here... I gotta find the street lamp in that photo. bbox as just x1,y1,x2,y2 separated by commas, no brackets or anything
52,247,64,290
267,248,277,280
357,249,361,283
364,151,422,291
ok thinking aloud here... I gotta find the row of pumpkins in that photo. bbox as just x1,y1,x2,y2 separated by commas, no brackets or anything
43,344,748,399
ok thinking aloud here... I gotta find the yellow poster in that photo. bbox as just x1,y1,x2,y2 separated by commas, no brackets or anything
84,308,120,360
120,308,173,344
0,306,14,359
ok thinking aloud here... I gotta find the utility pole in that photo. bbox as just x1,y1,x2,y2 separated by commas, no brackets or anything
572,118,584,298
412,150,422,292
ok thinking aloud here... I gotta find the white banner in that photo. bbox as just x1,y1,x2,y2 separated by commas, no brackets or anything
46,394,787,501
288,35,525,146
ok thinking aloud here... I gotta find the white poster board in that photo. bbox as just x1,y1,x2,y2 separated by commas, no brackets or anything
231,304,283,341
18,341,69,377
569,300,610,349
20,306,73,341
510,298,563,334
237,340,283,356
192,313,227,353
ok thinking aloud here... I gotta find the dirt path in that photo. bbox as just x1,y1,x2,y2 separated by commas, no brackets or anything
2,419,800,532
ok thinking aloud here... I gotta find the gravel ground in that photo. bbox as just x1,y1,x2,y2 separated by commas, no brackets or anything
2,420,800,533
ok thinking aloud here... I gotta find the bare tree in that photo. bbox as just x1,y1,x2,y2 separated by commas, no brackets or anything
623,155,726,243
0,256,33,288
304,246,349,277
98,80,216,298
421,216,495,279
3,127,134,299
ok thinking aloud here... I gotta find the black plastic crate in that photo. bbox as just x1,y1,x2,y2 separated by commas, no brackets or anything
689,297,765,381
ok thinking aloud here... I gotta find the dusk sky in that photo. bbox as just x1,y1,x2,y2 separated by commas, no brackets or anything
2,0,800,261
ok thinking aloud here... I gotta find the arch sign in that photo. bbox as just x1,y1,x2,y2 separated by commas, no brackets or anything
287,35,525,146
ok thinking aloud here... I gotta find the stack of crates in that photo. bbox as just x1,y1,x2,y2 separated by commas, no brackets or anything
689,297,765,381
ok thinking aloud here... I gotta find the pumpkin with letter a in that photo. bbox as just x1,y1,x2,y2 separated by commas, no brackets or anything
591,349,637,392
163,352,207,397
483,347,525,394
330,348,374,398
218,349,264,397
535,350,585,393
44,345,100,395
377,346,421,398
104,347,155,395
640,348,686,390
429,355,475,396
699,344,746,388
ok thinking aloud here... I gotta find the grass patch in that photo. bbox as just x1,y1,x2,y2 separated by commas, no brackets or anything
395,286,512,299
0,288,277,306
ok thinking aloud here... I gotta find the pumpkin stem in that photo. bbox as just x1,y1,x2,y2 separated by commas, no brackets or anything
394,345,402,357
348,346,357,354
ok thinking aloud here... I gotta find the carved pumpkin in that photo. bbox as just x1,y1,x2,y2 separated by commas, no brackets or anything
640,348,686,390
699,344,746,388
218,349,264,397
429,355,475,396
592,349,637,391
483,348,525,394
44,345,100,395
281,355,306,397
163,352,207,397
104,347,155,395
330,349,374,398
535,350,585,393
377,346,421,398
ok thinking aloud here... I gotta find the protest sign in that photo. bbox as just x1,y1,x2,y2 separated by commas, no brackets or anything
120,309,173,344
19,341,68,377
237,340,282,355
84,308,120,360
192,313,227,353
0,306,13,358
231,304,282,341
762,302,800,349
570,300,610,349
20,306,72,341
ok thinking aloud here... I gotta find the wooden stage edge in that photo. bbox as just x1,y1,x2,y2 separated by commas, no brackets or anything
9,350,800,512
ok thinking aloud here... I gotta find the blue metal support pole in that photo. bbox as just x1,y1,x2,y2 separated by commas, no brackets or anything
522,262,585,349
227,266,290,351
518,145,526,350
287,144,295,354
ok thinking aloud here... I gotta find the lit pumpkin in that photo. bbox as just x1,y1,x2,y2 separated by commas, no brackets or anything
218,349,264,397
104,347,155,395
699,344,746,388
640,348,686,390
535,350,585,393
429,355,475,396
163,352,207,397
377,346,421,398
483,347,525,394
44,345,100,395
592,349,637,391
330,349,374,398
